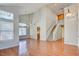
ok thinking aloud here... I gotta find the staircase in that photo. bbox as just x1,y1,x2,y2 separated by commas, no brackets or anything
53,23,62,41
46,23,56,39
47,23,62,41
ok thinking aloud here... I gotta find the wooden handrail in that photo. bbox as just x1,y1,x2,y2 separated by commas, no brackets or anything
52,24,57,32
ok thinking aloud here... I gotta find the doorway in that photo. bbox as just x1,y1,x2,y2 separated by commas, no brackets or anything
61,25,64,39
37,27,40,40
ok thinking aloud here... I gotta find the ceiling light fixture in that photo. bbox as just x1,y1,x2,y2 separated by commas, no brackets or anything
66,9,72,17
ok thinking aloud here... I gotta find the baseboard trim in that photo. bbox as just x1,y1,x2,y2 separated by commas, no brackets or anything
19,35,32,40
47,38,62,41
64,42,78,46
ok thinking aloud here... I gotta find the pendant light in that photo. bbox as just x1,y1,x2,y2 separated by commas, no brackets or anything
66,9,72,17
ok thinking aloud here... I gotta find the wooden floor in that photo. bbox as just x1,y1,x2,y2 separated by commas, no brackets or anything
0,46,18,56
0,39,79,56
19,39,79,56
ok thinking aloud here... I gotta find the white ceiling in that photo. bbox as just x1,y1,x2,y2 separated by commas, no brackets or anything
47,3,74,15
0,3,48,14
0,3,75,15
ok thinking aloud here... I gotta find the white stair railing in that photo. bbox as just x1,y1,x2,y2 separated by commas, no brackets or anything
46,23,56,39
53,24,62,41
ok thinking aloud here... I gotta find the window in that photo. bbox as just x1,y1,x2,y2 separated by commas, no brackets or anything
19,23,27,36
0,10,14,40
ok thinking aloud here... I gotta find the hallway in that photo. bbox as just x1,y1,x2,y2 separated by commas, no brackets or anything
19,39,79,56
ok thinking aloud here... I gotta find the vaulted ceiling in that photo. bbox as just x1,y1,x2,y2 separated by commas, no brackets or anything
0,3,75,15
47,3,74,15
0,3,48,14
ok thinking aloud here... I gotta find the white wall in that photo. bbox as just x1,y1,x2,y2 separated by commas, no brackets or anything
40,7,47,41
0,6,19,49
76,4,79,47
59,20,64,25
64,5,78,46
30,10,41,39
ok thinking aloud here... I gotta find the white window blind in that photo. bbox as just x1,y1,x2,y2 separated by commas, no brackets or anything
0,10,14,40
